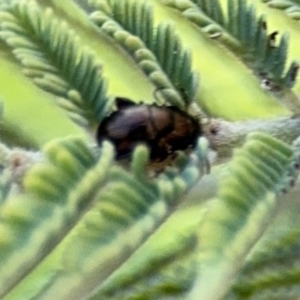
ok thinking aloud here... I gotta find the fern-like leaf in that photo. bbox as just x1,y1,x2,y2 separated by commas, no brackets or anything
28,140,208,299
192,0,225,26
0,136,107,298
0,136,209,299
226,227,300,299
93,230,198,299
0,0,110,128
163,0,299,90
79,0,198,108
262,0,300,20
188,132,295,299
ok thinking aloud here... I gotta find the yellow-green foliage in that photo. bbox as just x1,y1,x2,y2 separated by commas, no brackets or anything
0,0,300,299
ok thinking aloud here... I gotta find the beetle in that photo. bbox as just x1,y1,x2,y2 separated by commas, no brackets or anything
97,97,202,162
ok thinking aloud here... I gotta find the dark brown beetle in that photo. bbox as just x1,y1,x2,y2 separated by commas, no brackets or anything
97,97,202,162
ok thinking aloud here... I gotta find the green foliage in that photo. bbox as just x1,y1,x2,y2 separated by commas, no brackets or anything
262,0,300,20
0,135,208,299
0,0,299,299
0,0,110,128
226,227,300,299
188,132,295,299
163,0,299,90
200,133,294,254
84,0,198,107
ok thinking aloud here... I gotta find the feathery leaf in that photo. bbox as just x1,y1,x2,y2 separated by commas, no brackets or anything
226,227,300,300
188,132,295,299
0,0,110,128
80,0,199,108
163,0,299,90
0,137,112,298
1,135,209,299
262,0,300,21
92,231,198,300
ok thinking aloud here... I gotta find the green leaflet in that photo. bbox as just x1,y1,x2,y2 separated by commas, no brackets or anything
194,0,225,26
163,0,299,90
262,0,300,21
81,0,198,108
0,0,110,128
0,0,299,299
188,132,295,300
3,132,294,300
222,135,300,299
0,136,108,298
1,136,209,299
92,232,199,300
226,227,300,299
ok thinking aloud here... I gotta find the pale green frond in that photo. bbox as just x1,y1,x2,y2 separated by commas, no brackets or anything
162,0,223,37
2,136,209,299
199,133,294,255
109,0,199,105
27,140,208,299
92,233,198,300
149,22,199,106
0,137,113,298
224,2,296,89
163,0,298,90
193,0,225,26
0,0,110,128
225,227,300,300
0,1,300,299
188,132,295,299
108,0,153,46
78,0,198,108
262,0,300,21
